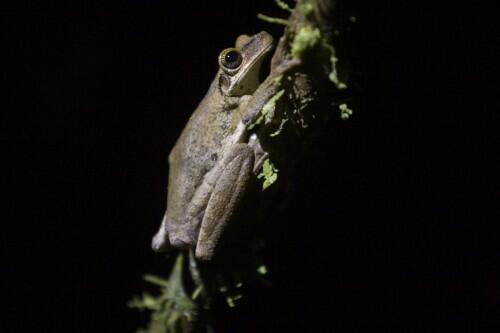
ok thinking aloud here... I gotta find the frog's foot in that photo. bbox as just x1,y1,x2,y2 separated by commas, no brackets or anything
273,57,302,76
152,213,201,252
151,214,172,252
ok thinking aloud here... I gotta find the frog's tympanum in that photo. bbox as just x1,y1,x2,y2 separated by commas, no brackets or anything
152,31,298,260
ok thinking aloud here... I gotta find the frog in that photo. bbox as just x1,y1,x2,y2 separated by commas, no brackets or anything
151,31,300,260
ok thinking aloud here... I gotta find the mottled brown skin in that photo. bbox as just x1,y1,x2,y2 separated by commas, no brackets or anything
152,31,299,260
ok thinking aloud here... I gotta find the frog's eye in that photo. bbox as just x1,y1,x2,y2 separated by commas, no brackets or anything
218,48,243,72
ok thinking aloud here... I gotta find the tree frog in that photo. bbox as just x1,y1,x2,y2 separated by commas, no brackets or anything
152,31,299,260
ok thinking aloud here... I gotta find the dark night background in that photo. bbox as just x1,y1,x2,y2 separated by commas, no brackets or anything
1,1,497,332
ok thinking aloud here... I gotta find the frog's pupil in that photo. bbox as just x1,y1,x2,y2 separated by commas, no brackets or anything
225,51,241,68
225,51,238,63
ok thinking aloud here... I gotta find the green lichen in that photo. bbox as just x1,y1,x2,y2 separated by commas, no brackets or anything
290,21,347,90
128,253,197,333
257,0,293,25
217,273,246,308
256,13,289,26
328,55,347,89
247,89,285,130
225,292,243,308
269,118,289,137
272,74,283,85
291,26,321,59
257,158,279,190
274,0,292,12
257,265,268,275
339,103,353,120
296,2,314,15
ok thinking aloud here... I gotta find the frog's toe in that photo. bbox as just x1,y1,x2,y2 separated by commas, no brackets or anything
152,227,170,252
152,214,171,253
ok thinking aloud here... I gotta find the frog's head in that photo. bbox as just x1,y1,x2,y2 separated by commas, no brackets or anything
217,31,274,97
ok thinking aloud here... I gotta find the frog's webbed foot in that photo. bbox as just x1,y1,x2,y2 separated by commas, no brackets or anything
195,144,254,260
151,213,172,253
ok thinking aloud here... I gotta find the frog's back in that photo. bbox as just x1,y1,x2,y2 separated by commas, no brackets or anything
166,81,239,224
171,82,236,174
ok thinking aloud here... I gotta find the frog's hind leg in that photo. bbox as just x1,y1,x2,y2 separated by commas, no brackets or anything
195,144,254,260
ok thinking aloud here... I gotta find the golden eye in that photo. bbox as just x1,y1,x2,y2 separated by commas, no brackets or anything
219,48,242,71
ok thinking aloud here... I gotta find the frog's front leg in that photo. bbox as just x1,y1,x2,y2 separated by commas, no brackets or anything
195,143,254,260
242,57,301,126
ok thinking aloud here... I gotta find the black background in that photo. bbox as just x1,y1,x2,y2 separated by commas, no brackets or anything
2,1,498,332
